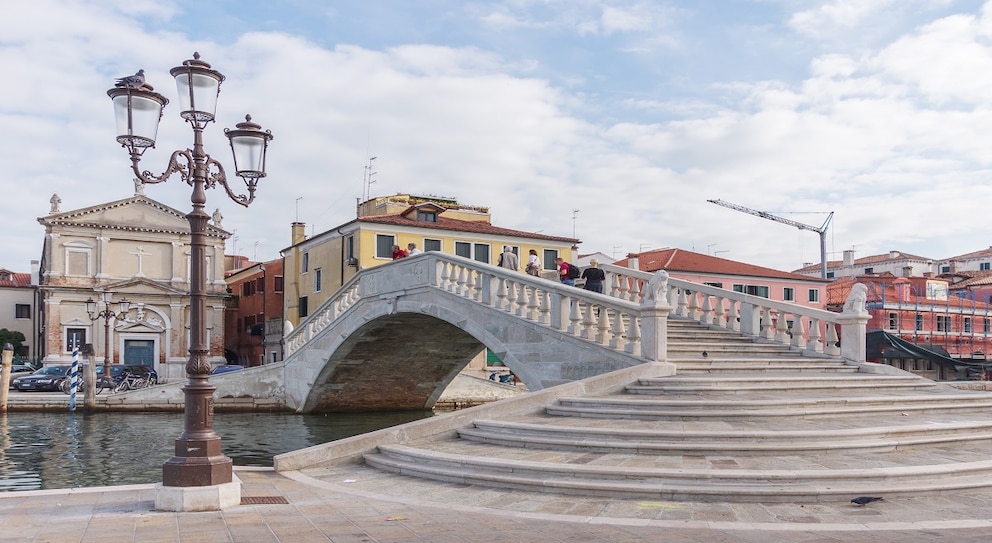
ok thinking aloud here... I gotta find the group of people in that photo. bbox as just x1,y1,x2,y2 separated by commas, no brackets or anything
395,243,605,293
391,243,422,260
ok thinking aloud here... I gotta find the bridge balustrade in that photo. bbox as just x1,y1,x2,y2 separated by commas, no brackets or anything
284,254,869,364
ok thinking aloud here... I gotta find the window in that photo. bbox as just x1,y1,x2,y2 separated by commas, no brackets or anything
65,328,87,352
916,313,924,331
376,234,396,259
274,276,284,292
453,241,491,263
543,249,558,272
982,262,992,271
864,267,874,274
888,312,898,330
345,235,355,260
941,265,951,273
417,210,437,222
256,277,264,293
783,287,794,302
241,281,255,297
301,252,309,273
733,284,744,293
985,318,991,333
745,285,769,298
936,315,951,332
704,282,723,288
808,289,819,303
298,296,309,318
474,243,490,264
314,268,322,292
15,304,30,319
826,271,834,279
964,317,973,333
424,238,442,252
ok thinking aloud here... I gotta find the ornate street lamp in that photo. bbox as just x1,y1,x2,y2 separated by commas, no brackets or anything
84,291,130,407
107,53,273,510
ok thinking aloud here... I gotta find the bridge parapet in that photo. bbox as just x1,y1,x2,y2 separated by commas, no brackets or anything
600,263,869,362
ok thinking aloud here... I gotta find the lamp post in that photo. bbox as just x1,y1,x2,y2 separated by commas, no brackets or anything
107,53,272,509
85,291,130,397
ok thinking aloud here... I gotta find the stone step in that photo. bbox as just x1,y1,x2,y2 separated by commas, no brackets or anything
626,374,935,394
672,361,855,373
547,393,992,420
364,444,992,502
457,419,992,455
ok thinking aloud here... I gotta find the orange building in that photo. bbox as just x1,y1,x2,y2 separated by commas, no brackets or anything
224,258,284,366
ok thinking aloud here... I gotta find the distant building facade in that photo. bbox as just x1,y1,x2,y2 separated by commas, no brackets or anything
794,249,934,279
224,258,284,366
615,248,830,310
36,191,230,380
0,265,39,361
281,194,578,326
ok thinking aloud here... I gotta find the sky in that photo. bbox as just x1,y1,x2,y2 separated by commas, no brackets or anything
4,0,992,274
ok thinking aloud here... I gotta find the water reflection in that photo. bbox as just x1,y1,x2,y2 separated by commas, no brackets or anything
0,410,431,492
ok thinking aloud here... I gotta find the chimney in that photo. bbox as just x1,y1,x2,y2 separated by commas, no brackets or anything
626,253,640,271
843,250,854,267
291,222,306,245
889,250,900,259
30,260,39,286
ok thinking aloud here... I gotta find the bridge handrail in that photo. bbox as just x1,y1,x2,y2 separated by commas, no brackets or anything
285,253,870,363
599,263,869,361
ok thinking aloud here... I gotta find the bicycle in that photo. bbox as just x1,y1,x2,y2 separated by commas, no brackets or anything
60,375,113,395
113,371,152,393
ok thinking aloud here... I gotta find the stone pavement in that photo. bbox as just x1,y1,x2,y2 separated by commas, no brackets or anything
2,465,992,542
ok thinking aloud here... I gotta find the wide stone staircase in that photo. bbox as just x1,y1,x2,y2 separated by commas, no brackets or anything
362,318,992,503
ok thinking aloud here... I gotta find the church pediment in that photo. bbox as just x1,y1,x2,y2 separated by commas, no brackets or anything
100,277,188,296
116,319,165,333
39,195,228,238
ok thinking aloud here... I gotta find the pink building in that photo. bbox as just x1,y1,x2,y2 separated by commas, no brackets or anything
613,248,830,310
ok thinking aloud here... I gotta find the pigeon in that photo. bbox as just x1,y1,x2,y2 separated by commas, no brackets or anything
851,496,884,506
701,350,708,358
114,69,146,89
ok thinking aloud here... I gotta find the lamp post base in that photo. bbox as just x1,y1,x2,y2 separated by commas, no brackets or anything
154,477,241,512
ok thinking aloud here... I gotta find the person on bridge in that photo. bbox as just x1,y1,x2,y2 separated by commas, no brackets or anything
497,246,518,271
525,249,541,276
581,259,606,293
407,243,422,256
391,245,408,259
556,257,576,286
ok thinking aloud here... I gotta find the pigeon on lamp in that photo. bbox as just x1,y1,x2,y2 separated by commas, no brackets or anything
114,69,146,89
851,496,884,506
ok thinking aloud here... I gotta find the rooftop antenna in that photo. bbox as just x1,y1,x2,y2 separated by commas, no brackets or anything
295,196,303,222
253,241,259,261
612,245,623,259
707,198,834,278
572,209,580,238
363,156,378,201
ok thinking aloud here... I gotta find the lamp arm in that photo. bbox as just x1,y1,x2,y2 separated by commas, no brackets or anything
206,157,255,208
130,149,194,186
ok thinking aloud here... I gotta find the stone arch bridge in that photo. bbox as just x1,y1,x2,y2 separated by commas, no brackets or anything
275,253,868,413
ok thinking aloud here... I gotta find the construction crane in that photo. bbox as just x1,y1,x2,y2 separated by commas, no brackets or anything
707,199,834,279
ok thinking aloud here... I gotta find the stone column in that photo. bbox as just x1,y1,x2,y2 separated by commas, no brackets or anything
837,283,871,363
639,271,673,362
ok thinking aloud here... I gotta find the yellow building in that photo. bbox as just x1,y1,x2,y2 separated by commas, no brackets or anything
281,194,578,325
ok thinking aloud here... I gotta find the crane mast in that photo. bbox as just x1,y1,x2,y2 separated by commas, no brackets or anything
707,199,834,279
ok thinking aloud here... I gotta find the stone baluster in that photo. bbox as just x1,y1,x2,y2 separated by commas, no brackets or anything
700,295,713,325
610,273,622,299
686,291,700,321
628,278,641,303
456,266,468,296
760,306,774,339
610,310,627,349
626,315,642,356
515,283,528,317
568,296,582,335
596,306,611,344
465,270,478,301
537,289,551,325
616,274,630,300
726,300,740,332
676,287,688,318
581,302,596,340
504,279,517,312
774,310,789,343
825,324,841,356
440,261,453,292
712,296,725,327
791,317,807,349
495,278,508,311
551,291,567,331
807,318,823,354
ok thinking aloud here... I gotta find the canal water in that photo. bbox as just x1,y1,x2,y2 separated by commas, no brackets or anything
0,410,432,492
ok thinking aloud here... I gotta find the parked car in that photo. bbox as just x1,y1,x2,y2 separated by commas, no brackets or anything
6,365,34,389
12,366,71,392
211,365,245,375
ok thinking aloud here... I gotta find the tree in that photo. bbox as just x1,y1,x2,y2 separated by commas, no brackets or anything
0,329,26,357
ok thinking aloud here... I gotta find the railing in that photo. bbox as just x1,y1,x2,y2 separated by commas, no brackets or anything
600,263,869,361
284,253,870,363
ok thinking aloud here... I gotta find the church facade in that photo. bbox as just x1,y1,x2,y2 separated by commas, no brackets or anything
36,187,230,381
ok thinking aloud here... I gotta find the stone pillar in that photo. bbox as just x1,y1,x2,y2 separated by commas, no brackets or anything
837,283,871,363
639,271,673,362
96,235,109,279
